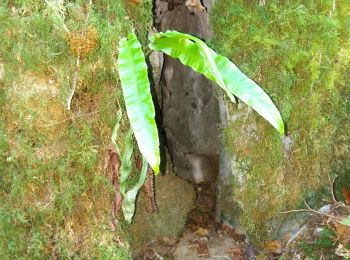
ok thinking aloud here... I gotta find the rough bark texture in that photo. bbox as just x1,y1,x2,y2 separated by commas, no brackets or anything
154,0,220,183
215,98,243,226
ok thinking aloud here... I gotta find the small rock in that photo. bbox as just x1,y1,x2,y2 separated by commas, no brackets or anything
314,227,324,236
243,245,259,259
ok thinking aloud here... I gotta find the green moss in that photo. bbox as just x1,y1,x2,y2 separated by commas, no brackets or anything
0,0,152,258
299,227,338,259
131,169,195,250
211,0,350,243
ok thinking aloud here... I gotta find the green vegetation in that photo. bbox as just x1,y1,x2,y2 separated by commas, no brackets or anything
1,0,350,255
149,30,285,135
117,33,159,223
117,30,284,223
0,0,152,258
115,31,285,223
300,228,338,259
118,33,160,174
210,0,350,243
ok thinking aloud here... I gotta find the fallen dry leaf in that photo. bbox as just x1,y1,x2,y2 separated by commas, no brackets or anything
229,247,243,256
334,222,350,244
106,148,122,231
185,0,206,12
342,185,350,205
335,244,350,258
195,227,209,237
264,240,282,254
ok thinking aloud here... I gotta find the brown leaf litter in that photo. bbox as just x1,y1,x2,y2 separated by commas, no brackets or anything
105,148,122,231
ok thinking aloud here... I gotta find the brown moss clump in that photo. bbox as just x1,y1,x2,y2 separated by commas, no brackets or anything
66,27,99,58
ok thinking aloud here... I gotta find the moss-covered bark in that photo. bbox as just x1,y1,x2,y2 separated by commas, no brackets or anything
131,166,195,253
211,0,350,243
0,0,152,258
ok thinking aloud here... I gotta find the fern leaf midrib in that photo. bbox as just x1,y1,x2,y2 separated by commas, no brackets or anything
126,38,149,133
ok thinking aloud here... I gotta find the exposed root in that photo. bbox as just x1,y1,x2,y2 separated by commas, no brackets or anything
106,148,122,231
67,0,94,110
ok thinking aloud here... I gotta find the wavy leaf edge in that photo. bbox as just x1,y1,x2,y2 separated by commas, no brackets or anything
118,33,161,174
149,30,285,136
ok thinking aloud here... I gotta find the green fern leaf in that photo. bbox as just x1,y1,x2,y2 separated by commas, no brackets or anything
122,156,148,223
149,30,285,135
118,33,160,174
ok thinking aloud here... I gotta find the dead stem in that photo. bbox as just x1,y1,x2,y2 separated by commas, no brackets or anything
67,0,93,110
67,56,80,110
44,0,70,34
106,148,121,231
280,200,343,221
41,111,99,127
328,173,338,203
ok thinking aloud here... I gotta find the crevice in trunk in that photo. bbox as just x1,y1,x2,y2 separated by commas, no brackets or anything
154,0,220,185
132,2,259,259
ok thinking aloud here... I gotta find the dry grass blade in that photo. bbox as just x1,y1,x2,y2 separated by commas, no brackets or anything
280,200,343,221
185,0,206,12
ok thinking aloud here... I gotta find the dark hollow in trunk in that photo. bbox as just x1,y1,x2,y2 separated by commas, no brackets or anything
154,0,220,184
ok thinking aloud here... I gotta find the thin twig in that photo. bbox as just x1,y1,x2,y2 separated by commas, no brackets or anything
330,175,338,203
280,209,342,220
280,209,313,214
41,111,99,127
330,0,336,17
280,201,343,221
80,0,93,38
44,0,70,33
67,0,93,110
331,202,350,213
67,56,80,110
304,200,343,220
327,172,338,203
